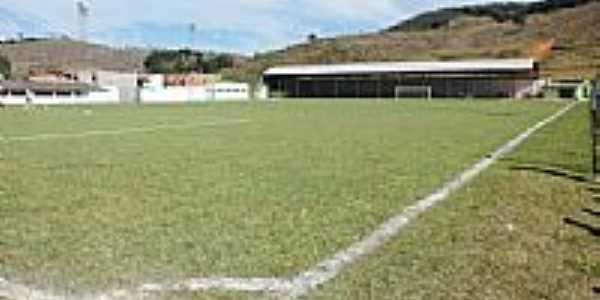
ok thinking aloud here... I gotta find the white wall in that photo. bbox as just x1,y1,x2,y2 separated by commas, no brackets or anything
0,96,27,105
206,82,250,101
96,71,138,88
82,87,121,104
140,86,208,103
141,82,250,103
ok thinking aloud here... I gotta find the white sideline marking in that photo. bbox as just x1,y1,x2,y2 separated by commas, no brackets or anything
270,102,579,300
0,103,578,300
140,278,294,293
0,277,64,300
0,119,250,142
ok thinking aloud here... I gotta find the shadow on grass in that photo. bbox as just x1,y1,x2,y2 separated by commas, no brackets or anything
563,217,600,237
509,164,589,183
582,208,600,217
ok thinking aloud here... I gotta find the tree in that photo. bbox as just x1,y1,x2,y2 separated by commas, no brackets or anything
143,49,236,74
144,49,203,74
0,55,10,79
202,53,234,73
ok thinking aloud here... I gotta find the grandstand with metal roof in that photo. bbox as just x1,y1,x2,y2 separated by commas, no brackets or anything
262,59,539,98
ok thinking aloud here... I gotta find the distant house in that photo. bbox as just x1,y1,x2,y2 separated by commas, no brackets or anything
262,59,540,99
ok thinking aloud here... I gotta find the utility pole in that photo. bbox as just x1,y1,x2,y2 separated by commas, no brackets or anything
76,1,90,42
76,1,91,74
189,22,197,50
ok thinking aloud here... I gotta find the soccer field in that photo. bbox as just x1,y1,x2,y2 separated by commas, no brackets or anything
0,100,565,295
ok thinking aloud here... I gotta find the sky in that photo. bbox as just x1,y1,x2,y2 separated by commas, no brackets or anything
0,0,539,54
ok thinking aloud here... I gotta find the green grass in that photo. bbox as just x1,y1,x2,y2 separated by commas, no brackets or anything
0,100,564,292
154,291,254,300
307,104,599,300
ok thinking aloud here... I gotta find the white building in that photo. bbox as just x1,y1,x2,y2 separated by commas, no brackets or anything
0,80,120,105
0,77,251,105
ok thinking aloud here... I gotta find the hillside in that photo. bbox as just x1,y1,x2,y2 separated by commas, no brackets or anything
0,39,148,78
223,1,600,84
388,0,599,31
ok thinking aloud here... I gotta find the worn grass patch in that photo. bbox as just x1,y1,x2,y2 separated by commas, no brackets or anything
308,104,599,300
0,100,563,292
153,291,254,300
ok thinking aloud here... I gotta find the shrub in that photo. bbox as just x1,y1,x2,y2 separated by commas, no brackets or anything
0,54,11,79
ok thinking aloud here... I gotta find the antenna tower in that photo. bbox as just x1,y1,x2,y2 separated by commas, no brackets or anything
76,1,90,41
189,22,196,50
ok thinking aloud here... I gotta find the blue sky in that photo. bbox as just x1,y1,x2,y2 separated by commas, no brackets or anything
0,0,537,54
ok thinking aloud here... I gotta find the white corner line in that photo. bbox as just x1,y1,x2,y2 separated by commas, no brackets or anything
0,119,251,143
139,278,295,293
273,102,579,300
0,277,294,300
0,103,579,300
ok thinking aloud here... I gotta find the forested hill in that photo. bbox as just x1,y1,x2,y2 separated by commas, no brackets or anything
388,0,599,31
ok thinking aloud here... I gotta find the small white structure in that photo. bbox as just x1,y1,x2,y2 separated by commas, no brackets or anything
254,84,269,100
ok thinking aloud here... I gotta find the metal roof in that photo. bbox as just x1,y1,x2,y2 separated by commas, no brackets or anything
263,59,536,76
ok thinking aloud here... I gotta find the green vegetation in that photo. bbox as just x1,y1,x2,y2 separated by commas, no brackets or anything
387,0,600,31
144,49,204,74
307,104,599,300
144,49,237,74
0,54,10,79
155,291,253,300
0,101,562,293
